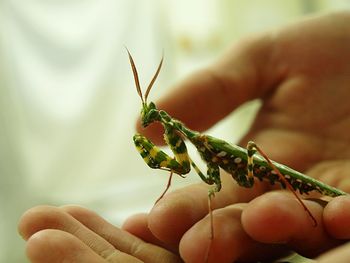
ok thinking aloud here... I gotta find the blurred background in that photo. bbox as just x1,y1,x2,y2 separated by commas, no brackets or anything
0,0,349,262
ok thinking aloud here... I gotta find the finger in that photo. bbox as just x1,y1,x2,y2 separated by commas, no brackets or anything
323,195,350,239
62,205,182,263
137,33,284,143
122,213,161,244
241,191,342,257
179,203,289,263
147,172,268,249
26,229,114,263
317,242,350,263
148,183,209,249
19,205,141,262
122,213,175,252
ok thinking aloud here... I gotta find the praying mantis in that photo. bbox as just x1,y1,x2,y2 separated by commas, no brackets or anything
127,49,347,243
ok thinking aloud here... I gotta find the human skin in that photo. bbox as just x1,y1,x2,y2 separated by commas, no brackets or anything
19,11,350,263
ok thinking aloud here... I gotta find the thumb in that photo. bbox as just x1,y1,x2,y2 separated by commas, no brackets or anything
137,32,285,143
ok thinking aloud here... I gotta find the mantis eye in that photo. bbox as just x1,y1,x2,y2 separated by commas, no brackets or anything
146,109,159,121
141,107,159,127
148,102,156,110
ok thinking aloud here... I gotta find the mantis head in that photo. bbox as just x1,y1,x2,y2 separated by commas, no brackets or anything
126,48,163,127
140,101,159,127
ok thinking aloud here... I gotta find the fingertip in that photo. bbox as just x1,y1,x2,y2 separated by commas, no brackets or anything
122,213,148,231
26,230,61,263
148,187,208,246
26,229,74,263
18,205,61,240
179,216,212,263
324,195,350,239
180,206,246,263
26,229,103,263
241,192,317,243
122,213,158,244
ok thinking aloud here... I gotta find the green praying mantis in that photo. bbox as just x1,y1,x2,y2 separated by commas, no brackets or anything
127,49,347,241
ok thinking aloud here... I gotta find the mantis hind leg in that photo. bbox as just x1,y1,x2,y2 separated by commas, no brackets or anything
247,141,317,226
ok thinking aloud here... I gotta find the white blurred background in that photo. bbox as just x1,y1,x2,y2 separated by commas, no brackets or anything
0,1,349,262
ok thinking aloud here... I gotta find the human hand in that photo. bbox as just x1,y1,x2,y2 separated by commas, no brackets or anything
133,11,350,262
17,198,350,263
17,197,350,263
18,205,182,263
139,11,350,178
124,183,350,262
